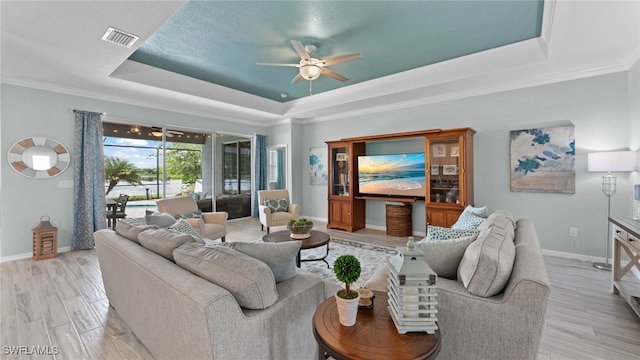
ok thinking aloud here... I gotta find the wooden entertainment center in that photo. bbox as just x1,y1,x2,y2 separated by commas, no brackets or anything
326,127,475,233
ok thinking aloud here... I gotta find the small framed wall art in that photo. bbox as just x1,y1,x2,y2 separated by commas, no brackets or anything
442,165,458,175
432,144,446,157
450,146,460,157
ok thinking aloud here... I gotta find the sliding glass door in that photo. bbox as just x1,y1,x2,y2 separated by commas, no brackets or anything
216,133,252,219
102,122,214,215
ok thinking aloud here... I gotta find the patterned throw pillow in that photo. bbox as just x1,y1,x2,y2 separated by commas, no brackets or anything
263,198,289,212
168,219,205,244
180,210,202,219
451,211,485,230
426,225,479,242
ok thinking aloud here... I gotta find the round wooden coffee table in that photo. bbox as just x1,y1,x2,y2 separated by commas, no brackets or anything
262,230,330,268
313,290,440,360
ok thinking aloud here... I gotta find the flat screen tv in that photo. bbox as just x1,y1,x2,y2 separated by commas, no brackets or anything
357,153,426,198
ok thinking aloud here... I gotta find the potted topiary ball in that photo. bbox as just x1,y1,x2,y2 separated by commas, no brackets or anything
333,254,362,326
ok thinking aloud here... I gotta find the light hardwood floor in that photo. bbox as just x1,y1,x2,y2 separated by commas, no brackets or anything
1,217,639,360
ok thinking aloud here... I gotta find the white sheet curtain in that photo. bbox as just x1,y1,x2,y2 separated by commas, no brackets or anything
72,111,106,250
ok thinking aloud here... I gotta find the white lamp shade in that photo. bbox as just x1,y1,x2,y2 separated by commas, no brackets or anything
587,151,638,172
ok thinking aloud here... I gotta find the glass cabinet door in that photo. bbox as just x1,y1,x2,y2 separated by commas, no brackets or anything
428,138,461,205
330,146,350,197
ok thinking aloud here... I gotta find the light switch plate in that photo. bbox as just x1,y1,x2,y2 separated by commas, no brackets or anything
59,180,74,188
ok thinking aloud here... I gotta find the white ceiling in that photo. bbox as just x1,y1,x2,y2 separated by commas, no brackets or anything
1,1,638,126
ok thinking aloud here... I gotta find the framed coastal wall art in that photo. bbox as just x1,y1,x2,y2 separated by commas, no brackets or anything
309,147,328,185
510,125,575,193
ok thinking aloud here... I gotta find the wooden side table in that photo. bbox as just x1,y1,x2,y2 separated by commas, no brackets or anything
313,290,440,360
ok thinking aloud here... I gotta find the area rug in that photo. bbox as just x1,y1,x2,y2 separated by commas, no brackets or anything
298,238,398,287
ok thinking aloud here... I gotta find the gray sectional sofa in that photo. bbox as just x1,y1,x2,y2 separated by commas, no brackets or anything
365,215,551,360
94,228,338,360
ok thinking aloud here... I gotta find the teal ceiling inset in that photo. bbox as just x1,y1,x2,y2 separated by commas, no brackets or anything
129,1,544,102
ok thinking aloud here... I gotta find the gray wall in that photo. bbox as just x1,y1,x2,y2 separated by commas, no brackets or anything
298,65,639,259
1,61,638,260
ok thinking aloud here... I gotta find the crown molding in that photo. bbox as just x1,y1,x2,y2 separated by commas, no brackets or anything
302,59,633,124
0,75,274,127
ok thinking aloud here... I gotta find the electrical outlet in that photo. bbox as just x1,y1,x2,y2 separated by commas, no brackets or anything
569,227,578,237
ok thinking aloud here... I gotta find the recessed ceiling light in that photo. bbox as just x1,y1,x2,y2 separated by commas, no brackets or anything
101,27,139,48
280,93,288,98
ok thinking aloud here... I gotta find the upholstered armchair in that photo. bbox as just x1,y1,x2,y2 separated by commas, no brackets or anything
258,190,300,234
156,197,228,242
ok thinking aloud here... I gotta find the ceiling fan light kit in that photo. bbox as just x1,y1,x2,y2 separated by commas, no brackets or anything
257,40,361,95
299,62,323,80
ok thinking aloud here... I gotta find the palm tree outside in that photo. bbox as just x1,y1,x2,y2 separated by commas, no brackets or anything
104,156,142,195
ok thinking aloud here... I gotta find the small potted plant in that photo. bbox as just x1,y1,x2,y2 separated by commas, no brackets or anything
333,254,362,326
287,218,314,239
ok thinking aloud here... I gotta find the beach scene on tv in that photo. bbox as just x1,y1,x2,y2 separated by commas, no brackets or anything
358,153,426,197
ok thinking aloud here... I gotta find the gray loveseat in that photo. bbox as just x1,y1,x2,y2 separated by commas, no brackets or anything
364,217,550,360
94,228,338,360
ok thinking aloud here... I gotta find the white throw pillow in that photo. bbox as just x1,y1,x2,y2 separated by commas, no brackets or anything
463,205,489,218
451,211,485,230
168,219,205,244
415,234,477,279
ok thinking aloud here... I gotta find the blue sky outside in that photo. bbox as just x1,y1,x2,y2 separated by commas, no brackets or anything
103,137,165,169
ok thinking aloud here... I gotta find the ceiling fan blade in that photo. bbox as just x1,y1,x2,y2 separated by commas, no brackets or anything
290,73,303,84
256,62,300,67
322,53,362,66
291,40,310,61
322,68,348,82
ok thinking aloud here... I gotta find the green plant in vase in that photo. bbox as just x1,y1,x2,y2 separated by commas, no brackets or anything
287,218,314,239
333,254,362,326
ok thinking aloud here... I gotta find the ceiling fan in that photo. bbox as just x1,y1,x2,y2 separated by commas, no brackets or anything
151,127,184,138
257,40,362,86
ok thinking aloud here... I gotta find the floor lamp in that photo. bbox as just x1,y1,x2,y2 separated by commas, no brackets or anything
587,151,638,271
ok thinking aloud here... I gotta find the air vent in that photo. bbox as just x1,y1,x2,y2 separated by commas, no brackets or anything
101,27,139,48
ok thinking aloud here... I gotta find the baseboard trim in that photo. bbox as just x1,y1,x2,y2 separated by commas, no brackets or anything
540,248,601,262
0,246,72,263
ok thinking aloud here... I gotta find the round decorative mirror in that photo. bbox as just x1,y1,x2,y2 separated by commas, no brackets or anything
7,136,70,178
